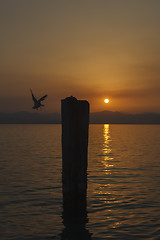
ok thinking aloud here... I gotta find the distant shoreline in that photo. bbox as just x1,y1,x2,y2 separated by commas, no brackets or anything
0,123,160,125
0,111,160,124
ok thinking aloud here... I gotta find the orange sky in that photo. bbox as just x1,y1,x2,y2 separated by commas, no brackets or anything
0,0,160,113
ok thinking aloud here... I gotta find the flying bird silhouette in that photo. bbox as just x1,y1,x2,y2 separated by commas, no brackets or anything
30,89,48,110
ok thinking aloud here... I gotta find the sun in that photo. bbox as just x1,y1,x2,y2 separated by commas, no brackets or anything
104,98,110,104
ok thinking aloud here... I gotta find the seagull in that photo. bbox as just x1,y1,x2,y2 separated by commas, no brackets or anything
30,89,48,110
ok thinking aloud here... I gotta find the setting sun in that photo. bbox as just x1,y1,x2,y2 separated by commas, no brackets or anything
104,98,110,104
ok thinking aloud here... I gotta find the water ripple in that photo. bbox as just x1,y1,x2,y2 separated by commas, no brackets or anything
0,124,160,239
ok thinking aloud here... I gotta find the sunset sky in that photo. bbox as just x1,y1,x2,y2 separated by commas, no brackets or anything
1,0,160,113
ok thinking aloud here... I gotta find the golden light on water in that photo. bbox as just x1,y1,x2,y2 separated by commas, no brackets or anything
102,124,113,173
104,98,110,104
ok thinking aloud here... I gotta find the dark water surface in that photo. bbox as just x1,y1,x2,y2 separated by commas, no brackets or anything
0,124,160,240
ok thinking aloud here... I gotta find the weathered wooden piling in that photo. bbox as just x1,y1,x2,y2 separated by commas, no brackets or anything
61,96,89,226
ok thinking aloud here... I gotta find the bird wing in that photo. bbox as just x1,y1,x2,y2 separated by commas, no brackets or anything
30,89,37,103
38,94,48,102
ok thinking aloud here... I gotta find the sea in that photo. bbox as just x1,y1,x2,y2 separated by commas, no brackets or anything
0,124,160,240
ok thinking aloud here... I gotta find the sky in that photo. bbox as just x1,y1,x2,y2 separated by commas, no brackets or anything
0,0,160,113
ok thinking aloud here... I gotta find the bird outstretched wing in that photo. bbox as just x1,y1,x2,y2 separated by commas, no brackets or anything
38,94,48,102
30,89,37,103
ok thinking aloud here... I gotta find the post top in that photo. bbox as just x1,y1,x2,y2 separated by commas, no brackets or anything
62,96,89,107
64,96,77,102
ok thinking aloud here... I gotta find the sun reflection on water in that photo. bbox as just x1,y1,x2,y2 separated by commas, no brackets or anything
95,124,115,201
102,124,114,173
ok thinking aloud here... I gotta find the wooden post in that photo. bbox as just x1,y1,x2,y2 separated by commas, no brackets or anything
61,96,89,226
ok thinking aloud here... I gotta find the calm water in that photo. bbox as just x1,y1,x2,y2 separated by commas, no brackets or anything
0,124,160,240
